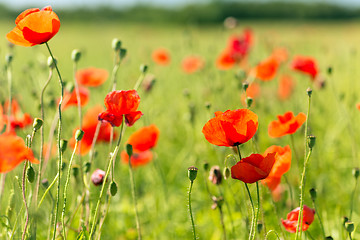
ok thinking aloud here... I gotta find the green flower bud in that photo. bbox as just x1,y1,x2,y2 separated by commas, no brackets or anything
205,102,211,110
223,167,231,180
83,162,91,173
257,223,263,233
75,129,84,142
246,97,253,108
112,38,122,51
71,49,82,62
42,178,49,188
33,118,43,131
203,161,209,171
110,181,118,196
120,48,127,60
6,54,13,65
345,221,354,233
325,236,334,240
65,82,75,93
126,144,133,157
327,66,332,75
352,167,359,179
60,139,68,153
307,87,312,97
309,188,317,201
308,135,316,149
242,81,249,92
72,166,80,178
47,56,57,69
140,64,148,73
188,166,198,182
27,165,35,183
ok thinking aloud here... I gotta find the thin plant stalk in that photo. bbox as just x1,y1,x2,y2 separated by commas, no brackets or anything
290,134,299,165
134,70,146,91
218,205,226,240
21,161,29,240
188,180,196,240
349,176,358,220
283,175,294,209
6,58,12,132
38,173,59,209
312,199,326,238
265,230,281,240
129,150,142,240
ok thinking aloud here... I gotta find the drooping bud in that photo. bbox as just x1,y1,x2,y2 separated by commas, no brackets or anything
6,54,13,65
91,169,106,186
223,167,231,180
126,144,133,157
352,167,359,179
60,139,68,153
71,49,81,63
110,181,118,196
209,165,222,185
47,56,57,69
33,118,43,131
345,221,354,233
188,166,198,182
112,38,122,51
307,135,316,149
119,48,127,60
306,87,312,97
246,97,253,108
140,64,148,73
27,165,35,183
309,188,317,201
75,129,84,142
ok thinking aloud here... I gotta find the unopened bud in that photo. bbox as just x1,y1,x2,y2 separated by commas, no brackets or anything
327,66,332,75
308,135,316,149
71,49,82,62
352,167,359,179
246,97,253,108
60,139,68,153
257,223,263,233
345,221,354,233
75,129,84,142
188,166,198,182
6,54,13,65
27,165,35,183
126,144,133,157
42,178,49,188
203,161,209,171
223,167,231,180
140,64,148,73
65,82,75,93
91,169,105,186
309,188,317,201
307,87,312,97
83,162,91,173
119,48,127,59
205,102,211,110
33,118,43,131
325,236,333,240
209,165,222,185
47,56,57,69
211,196,224,210
242,81,249,92
72,166,80,178
110,181,118,196
112,38,122,51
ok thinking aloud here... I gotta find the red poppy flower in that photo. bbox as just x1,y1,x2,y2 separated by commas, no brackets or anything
282,205,315,233
252,56,279,81
98,90,143,127
241,82,261,106
291,56,318,80
278,75,295,100
62,87,89,110
262,145,291,191
181,56,205,74
120,149,153,167
202,109,258,147
70,105,114,155
356,103,360,111
268,111,306,138
0,131,39,173
231,153,276,183
152,48,170,66
271,47,288,63
127,124,160,151
6,6,60,47
0,105,4,131
216,51,236,70
3,100,32,130
76,67,109,87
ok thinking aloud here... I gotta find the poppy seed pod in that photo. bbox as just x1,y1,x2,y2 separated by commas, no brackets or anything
345,221,354,233
307,87,313,97
91,169,106,186
188,166,198,182
246,97,253,108
307,135,316,149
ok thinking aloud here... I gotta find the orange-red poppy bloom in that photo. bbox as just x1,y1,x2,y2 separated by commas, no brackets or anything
121,150,153,167
181,56,205,74
70,105,114,155
0,105,4,131
281,205,315,233
356,103,360,111
291,56,318,80
62,87,90,110
152,48,171,65
3,100,32,131
262,145,291,191
231,153,276,183
6,6,60,47
268,111,306,138
127,124,160,151
252,56,279,81
202,109,258,147
278,75,295,100
76,67,109,87
216,51,237,70
271,47,288,63
98,90,143,127
241,82,261,106
0,131,39,173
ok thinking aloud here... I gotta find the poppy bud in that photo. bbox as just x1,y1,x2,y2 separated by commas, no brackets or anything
205,102,211,110
120,48,127,60
327,66,333,75
33,118,43,131
309,188,317,201
325,236,334,240
110,181,118,196
47,56,57,69
27,165,35,183
242,81,249,92
142,75,156,92
126,144,133,157
342,216,349,226
65,82,75,93
345,221,354,233
223,167,231,180
183,89,190,98
140,64,148,73
91,169,106,186
60,139,68,153
72,165,80,178
306,87,312,97
246,97,253,108
352,167,359,179
203,161,209,171
42,178,49,188
307,135,316,149
209,165,222,185
112,38,122,51
75,129,84,142
83,162,91,173
188,166,198,182
71,49,82,63
6,54,13,65
257,223,263,233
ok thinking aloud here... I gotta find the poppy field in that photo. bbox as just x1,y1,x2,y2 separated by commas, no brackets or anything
0,7,360,240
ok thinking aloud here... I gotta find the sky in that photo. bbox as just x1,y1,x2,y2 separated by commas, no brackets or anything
2,0,360,10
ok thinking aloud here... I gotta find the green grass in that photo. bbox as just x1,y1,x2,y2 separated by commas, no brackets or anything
0,19,360,239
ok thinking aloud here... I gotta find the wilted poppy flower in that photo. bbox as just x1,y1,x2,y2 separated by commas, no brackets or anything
262,145,291,191
91,169,106,186
76,67,109,87
3,100,32,130
0,131,39,173
291,56,318,80
121,150,153,167
281,205,315,233
152,48,170,65
62,87,89,110
268,111,306,138
252,56,279,81
231,153,276,183
98,90,143,127
126,124,160,151
181,56,205,74
6,6,60,47
278,75,295,100
202,109,258,147
70,105,114,155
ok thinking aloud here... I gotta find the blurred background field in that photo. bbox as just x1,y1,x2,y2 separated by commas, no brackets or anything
1,1,360,239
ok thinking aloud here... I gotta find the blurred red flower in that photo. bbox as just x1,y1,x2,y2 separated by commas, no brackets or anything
91,169,105,186
282,205,315,233
241,82,260,106
0,105,4,131
0,131,39,173
291,56,318,80
181,56,205,74
152,48,171,65
268,111,306,138
6,6,60,47
252,56,279,81
121,150,153,167
76,67,109,87
3,100,32,131
271,47,288,63
278,75,295,100
98,90,143,127
216,51,237,70
231,153,276,183
202,109,258,147
62,87,89,110
356,103,360,111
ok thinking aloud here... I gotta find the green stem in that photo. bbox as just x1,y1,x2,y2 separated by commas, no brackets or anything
265,230,281,240
134,72,146,91
252,182,260,240
312,200,326,238
45,42,64,240
188,180,196,240
290,134,299,166
21,161,29,240
38,174,59,209
6,60,12,132
349,177,358,220
129,152,142,239
283,175,294,209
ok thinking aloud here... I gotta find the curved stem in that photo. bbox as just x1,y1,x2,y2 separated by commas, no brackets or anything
129,151,142,239
188,180,196,240
38,173,59,209
312,200,326,238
